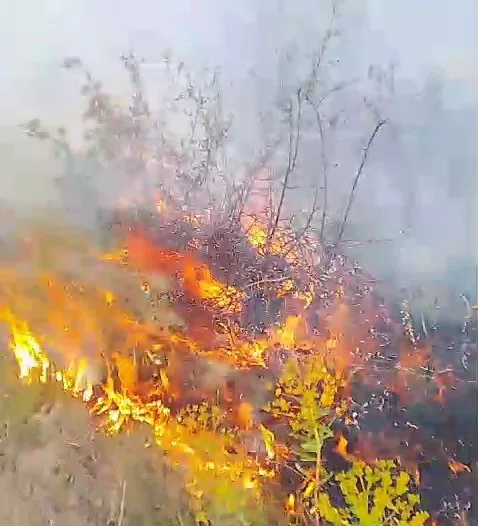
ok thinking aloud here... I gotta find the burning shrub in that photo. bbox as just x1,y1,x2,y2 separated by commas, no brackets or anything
2,37,475,525
0,202,475,524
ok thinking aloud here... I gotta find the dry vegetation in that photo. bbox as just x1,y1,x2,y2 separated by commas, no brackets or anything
0,349,195,526
1,3,476,524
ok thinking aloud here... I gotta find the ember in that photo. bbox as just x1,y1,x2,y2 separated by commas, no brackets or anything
0,208,475,525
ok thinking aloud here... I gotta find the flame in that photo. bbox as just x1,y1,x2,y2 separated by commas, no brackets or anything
125,233,244,313
154,193,169,215
241,215,319,268
2,310,275,504
270,315,303,350
1,309,50,382
0,208,471,522
334,434,356,463
236,401,254,431
285,493,295,515
448,459,471,477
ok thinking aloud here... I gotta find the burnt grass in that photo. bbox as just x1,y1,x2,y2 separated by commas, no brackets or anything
328,305,477,525
347,379,476,523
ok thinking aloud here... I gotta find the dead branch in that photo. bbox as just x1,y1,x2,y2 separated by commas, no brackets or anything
335,119,388,248
304,94,330,241
226,139,282,228
338,237,396,246
243,276,291,290
267,88,303,247
280,1,343,248
307,0,341,86
118,479,127,526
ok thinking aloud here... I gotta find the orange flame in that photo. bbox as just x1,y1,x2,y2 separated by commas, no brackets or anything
126,234,244,312
285,493,296,515
334,434,356,463
448,459,471,477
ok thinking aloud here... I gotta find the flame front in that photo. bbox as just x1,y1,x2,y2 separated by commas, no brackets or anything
0,211,472,524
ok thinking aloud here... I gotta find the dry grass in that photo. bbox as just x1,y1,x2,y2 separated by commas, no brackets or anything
0,348,193,526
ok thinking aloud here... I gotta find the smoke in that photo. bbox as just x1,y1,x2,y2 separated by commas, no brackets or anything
1,0,476,319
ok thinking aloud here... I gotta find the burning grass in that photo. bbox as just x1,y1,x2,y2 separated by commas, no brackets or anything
0,208,475,525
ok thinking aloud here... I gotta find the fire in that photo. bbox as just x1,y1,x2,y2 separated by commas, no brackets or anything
448,459,471,477
56,358,95,401
92,380,170,435
0,208,473,524
1,307,275,501
285,493,296,515
241,215,319,268
271,315,303,350
334,433,356,463
125,233,244,313
2,313,276,510
245,221,268,254
154,193,169,215
1,309,50,382
236,401,254,431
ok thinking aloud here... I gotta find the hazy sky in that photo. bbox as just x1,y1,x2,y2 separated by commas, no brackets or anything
1,0,476,124
0,0,476,313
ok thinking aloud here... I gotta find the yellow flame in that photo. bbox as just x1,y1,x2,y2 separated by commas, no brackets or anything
271,315,302,350
1,309,50,382
286,493,296,515
2,310,279,513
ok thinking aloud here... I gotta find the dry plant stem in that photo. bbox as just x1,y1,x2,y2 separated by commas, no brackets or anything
298,93,330,246
312,101,329,241
303,3,340,242
229,141,280,227
335,119,388,248
309,0,340,83
267,88,303,248
243,276,291,290
474,286,478,524
314,428,321,526
118,480,127,526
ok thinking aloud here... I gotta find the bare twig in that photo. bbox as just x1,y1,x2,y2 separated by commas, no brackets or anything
335,119,387,247
318,105,329,240
338,237,395,245
118,480,127,526
287,2,345,245
307,0,340,86
267,88,303,247
304,94,330,240
227,139,281,227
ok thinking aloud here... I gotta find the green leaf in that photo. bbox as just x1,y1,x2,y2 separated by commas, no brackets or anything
300,438,319,453
297,451,317,463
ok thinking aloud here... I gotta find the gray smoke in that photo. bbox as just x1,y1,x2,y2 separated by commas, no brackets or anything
1,0,476,320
